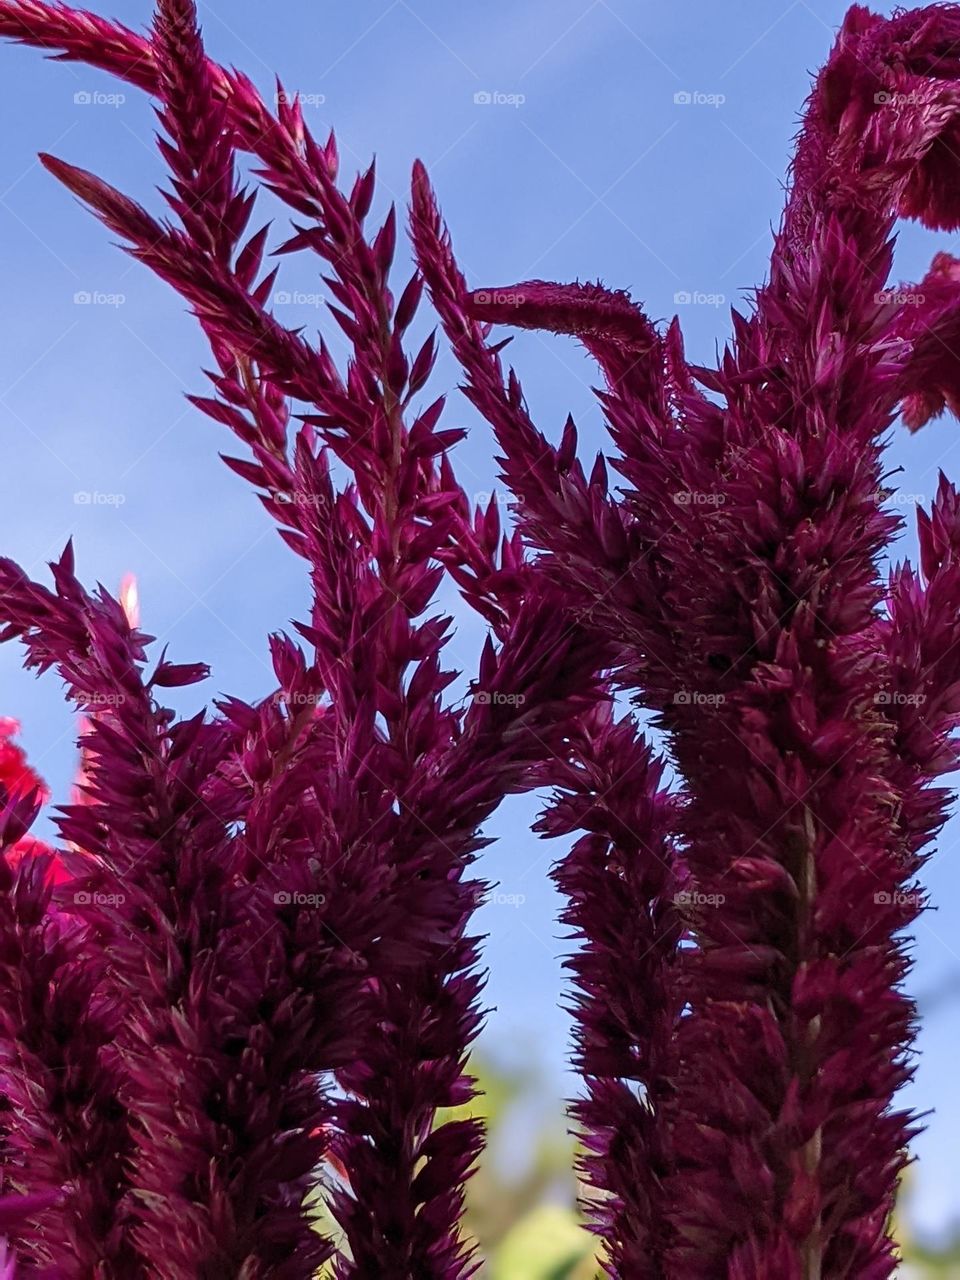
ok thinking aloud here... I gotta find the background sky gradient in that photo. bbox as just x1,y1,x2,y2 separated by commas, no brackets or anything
0,0,956,1239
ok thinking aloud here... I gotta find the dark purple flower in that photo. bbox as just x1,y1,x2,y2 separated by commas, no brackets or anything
538,705,683,1278
412,7,960,1274
0,6,609,1276
0,783,133,1275
7,3,960,1276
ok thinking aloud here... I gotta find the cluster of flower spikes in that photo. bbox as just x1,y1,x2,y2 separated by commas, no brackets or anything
3,1,960,1278
0,2,614,1278
411,5,960,1278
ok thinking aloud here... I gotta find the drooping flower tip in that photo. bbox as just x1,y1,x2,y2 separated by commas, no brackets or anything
896,252,960,431
466,278,658,350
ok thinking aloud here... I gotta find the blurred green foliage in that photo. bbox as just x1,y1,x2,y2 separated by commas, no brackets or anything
456,1056,960,1279
317,1054,959,1277
435,1057,596,1277
895,1175,960,1279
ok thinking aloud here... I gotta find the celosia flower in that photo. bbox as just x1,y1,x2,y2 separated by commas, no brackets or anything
411,6,960,1275
0,5,607,1277
7,3,960,1277
0,785,133,1275
537,704,683,1277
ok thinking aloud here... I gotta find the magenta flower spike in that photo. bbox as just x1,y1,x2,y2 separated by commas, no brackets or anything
538,705,683,1277
0,783,131,1275
3,3,960,1277
0,4,608,1276
411,7,960,1275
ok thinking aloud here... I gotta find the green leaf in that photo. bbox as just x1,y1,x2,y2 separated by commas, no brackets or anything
489,1204,597,1280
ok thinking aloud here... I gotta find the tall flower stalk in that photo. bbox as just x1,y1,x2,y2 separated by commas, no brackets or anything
537,706,682,1276
412,7,960,1275
0,3,605,1276
2,2,960,1277
0,781,131,1276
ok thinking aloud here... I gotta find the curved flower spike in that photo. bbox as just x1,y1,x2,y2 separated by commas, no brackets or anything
467,279,662,393
539,705,683,1278
788,4,960,235
893,252,960,430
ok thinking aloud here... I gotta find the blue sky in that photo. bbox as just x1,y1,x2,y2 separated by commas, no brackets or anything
0,0,957,1237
